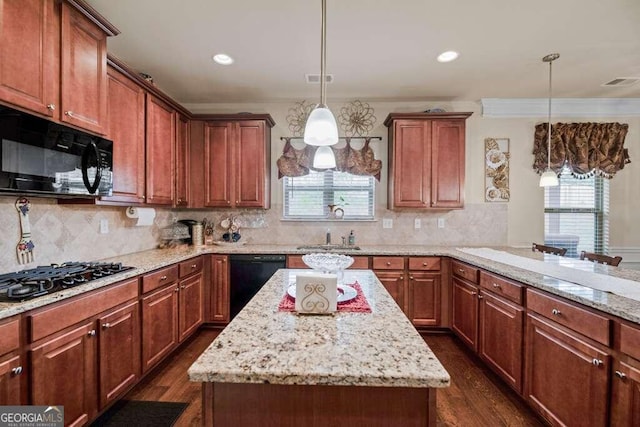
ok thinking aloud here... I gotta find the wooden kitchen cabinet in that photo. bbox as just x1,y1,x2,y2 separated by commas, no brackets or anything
375,270,405,310
175,113,191,207
98,301,140,409
611,357,640,426
141,283,179,373
408,272,441,327
178,266,204,342
31,321,98,426
209,255,230,323
146,94,176,205
452,277,479,350
202,115,274,208
525,313,610,426
106,66,146,204
0,0,59,117
0,316,24,405
384,112,471,210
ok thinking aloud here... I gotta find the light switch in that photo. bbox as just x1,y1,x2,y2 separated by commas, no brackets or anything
437,218,445,229
414,218,421,229
383,218,393,229
100,219,109,234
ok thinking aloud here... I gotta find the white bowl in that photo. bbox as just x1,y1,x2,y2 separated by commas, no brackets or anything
301,253,354,273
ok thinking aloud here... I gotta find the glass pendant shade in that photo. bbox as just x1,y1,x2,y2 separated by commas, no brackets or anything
539,168,559,187
304,106,339,146
313,145,336,169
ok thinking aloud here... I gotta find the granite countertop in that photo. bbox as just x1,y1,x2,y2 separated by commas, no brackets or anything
187,269,450,388
1,244,640,325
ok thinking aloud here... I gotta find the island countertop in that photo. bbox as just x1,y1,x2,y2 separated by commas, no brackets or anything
188,269,450,388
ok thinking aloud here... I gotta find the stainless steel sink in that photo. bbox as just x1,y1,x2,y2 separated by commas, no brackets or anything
296,244,361,251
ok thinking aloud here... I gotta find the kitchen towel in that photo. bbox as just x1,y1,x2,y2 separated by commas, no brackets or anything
278,282,372,313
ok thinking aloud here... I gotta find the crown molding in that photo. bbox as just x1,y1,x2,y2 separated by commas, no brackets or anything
481,98,640,118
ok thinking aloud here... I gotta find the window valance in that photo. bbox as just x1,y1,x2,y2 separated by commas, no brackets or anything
277,137,382,180
532,122,631,178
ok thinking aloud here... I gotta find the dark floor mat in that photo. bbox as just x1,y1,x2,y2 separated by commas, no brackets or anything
90,400,188,427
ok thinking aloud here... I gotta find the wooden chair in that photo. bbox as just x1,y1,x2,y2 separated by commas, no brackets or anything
579,251,623,267
532,243,567,256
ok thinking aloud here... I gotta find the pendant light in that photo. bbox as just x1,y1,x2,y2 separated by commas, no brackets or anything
304,0,339,149
539,53,560,187
313,146,337,168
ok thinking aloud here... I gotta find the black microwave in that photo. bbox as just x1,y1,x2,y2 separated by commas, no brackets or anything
0,105,113,197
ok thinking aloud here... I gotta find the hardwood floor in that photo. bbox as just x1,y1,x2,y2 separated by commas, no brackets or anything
422,334,547,427
120,329,545,426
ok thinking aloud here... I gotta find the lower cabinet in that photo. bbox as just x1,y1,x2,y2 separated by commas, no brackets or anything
178,271,204,341
525,313,610,426
611,358,640,426
451,277,479,350
98,301,140,408
31,322,98,427
209,255,230,323
0,353,23,405
407,272,441,327
141,284,179,373
374,270,405,310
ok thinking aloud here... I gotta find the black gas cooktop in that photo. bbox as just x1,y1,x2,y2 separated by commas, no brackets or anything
0,262,135,302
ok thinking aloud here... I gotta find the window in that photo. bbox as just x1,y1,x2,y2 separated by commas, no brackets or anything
283,170,375,220
544,168,609,257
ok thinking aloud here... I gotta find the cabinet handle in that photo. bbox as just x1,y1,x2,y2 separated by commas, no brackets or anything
191,264,197,269
88,330,96,337
175,287,179,292
102,323,111,329
492,283,500,288
409,276,414,280
551,308,561,316
177,198,182,203
11,366,22,376
478,295,484,299
615,370,627,379
422,262,427,266
180,284,186,289
471,291,477,296
64,110,73,117
47,103,56,111
160,275,168,281
399,276,404,280
386,262,391,266
458,268,465,273
592,359,603,367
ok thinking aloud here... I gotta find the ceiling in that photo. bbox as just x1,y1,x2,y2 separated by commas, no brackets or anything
87,0,640,104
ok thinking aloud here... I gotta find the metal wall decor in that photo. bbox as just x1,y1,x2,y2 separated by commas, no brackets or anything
338,100,376,137
484,138,510,202
286,100,315,137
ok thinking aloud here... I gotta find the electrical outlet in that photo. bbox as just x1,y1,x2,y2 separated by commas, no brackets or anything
383,218,393,229
414,218,421,229
99,219,109,234
437,218,445,229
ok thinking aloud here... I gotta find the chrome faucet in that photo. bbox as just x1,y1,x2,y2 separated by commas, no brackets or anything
326,228,331,245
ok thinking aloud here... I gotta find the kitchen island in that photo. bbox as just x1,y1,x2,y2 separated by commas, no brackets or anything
188,269,449,427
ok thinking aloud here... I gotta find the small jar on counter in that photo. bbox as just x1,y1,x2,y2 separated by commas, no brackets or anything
192,223,204,246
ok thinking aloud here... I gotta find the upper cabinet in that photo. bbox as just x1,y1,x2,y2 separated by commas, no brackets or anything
175,113,191,207
199,115,274,209
384,112,472,209
146,95,176,206
0,0,118,135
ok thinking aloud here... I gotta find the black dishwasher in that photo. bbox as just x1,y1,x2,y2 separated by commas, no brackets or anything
229,254,286,318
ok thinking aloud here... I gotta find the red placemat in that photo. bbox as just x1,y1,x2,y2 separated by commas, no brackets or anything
278,282,371,313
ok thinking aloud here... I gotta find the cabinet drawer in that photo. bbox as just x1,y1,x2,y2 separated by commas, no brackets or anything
408,257,440,271
452,260,478,284
479,271,523,305
372,257,405,270
620,322,640,360
142,265,179,294
527,289,610,346
179,257,203,278
0,317,20,356
29,277,139,343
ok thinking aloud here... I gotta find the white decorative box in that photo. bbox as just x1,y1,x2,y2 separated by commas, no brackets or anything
295,273,338,314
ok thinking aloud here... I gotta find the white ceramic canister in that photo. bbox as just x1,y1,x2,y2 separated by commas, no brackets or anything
192,223,204,246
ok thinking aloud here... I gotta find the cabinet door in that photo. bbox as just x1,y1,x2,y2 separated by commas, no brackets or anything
408,272,441,327
388,120,431,209
610,358,640,427
60,2,107,134
210,255,230,323
141,284,178,373
451,277,479,351
235,120,268,207
179,272,204,341
175,113,190,207
431,120,465,208
146,95,175,205
98,301,140,409
478,290,523,393
30,322,97,427
0,0,58,117
374,271,405,312
0,353,23,405
204,122,233,207
106,67,145,203
525,314,609,427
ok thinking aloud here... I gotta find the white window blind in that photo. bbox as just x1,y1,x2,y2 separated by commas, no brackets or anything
283,170,375,220
544,168,609,257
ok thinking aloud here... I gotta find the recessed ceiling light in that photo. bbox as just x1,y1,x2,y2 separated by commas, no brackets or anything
437,51,459,63
213,54,234,65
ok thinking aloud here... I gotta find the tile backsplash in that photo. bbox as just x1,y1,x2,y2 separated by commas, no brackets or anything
1,195,507,273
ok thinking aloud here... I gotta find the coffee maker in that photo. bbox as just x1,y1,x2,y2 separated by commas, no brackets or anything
177,219,201,245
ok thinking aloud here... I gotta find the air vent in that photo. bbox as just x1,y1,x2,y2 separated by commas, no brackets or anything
602,77,640,87
305,74,334,84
